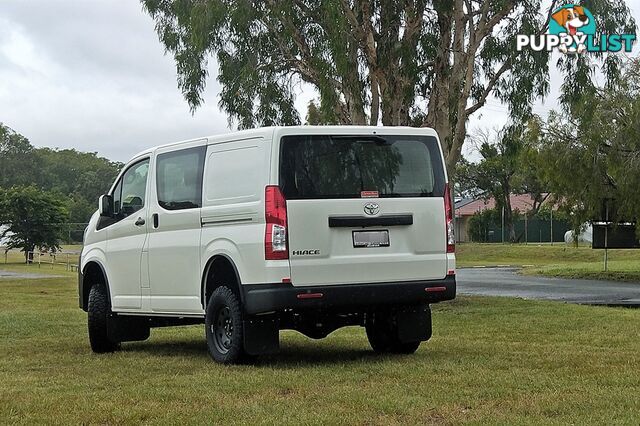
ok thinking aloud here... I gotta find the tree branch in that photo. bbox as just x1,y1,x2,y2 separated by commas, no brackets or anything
370,71,380,125
465,59,511,116
466,0,559,117
339,0,377,68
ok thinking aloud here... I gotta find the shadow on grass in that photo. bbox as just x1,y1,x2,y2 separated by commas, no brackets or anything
121,336,420,368
123,339,207,358
259,343,382,367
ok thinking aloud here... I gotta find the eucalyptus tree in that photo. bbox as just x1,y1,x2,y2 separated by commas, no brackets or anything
537,58,640,230
142,0,635,173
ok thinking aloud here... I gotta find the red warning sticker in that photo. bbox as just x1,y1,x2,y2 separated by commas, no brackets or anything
361,191,379,198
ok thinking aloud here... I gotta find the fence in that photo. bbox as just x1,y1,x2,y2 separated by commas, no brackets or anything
61,223,89,244
2,248,80,272
29,251,79,271
465,217,571,243
1,222,87,268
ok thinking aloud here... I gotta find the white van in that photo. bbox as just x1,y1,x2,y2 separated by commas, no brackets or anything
79,126,456,363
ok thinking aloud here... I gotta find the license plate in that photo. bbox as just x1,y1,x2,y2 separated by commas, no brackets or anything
353,230,390,248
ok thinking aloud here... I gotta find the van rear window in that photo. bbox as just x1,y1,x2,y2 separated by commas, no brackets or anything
279,135,445,199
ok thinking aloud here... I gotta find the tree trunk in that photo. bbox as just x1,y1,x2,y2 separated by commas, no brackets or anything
504,206,516,243
370,74,380,125
424,4,453,172
502,183,517,243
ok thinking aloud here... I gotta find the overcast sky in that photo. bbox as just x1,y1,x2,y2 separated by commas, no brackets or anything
1,0,639,162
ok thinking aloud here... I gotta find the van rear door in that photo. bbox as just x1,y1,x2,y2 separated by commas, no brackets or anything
280,133,448,287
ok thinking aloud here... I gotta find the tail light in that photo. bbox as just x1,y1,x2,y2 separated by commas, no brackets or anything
444,183,455,253
265,185,288,260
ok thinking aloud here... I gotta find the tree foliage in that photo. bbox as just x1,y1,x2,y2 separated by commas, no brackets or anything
0,125,40,188
0,186,68,262
465,127,524,242
458,123,549,242
536,58,640,232
305,100,336,125
0,124,122,224
464,128,511,240
467,208,502,243
453,157,482,199
512,127,549,215
142,0,635,173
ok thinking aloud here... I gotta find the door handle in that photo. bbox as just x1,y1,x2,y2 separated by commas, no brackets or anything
152,213,159,229
135,217,146,226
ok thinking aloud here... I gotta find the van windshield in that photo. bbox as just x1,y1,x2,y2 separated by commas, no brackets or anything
279,135,446,199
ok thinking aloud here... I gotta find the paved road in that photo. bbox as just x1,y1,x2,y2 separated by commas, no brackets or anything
457,268,640,306
0,270,62,279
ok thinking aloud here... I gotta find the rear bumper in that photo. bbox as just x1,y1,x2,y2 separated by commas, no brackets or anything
241,275,456,315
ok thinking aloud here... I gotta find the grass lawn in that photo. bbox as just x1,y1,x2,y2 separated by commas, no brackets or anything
457,243,640,282
1,274,640,424
1,247,80,277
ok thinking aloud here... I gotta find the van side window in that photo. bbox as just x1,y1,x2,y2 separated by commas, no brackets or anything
156,146,206,210
118,159,149,217
97,158,149,230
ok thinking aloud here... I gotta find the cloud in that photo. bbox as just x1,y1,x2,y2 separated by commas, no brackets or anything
0,0,229,162
1,0,638,164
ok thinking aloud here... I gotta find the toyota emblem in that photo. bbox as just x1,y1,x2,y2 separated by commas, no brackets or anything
363,202,380,216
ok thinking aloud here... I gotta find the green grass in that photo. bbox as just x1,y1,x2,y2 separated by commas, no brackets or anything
1,274,640,424
457,243,640,282
1,247,80,277
522,261,640,282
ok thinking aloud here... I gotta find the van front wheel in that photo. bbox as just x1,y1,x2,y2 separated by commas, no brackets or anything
87,284,120,353
205,286,245,364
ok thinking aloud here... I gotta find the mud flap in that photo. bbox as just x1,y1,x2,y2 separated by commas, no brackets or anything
243,316,280,355
107,315,150,342
396,304,432,343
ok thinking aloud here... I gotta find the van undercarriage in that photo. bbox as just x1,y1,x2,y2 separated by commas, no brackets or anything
103,276,455,357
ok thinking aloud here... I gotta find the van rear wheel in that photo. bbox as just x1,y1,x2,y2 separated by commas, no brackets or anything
205,286,245,364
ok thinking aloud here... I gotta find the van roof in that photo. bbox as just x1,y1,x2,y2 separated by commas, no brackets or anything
129,126,438,161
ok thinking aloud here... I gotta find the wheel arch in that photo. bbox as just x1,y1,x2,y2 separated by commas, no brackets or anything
81,261,111,311
201,254,243,309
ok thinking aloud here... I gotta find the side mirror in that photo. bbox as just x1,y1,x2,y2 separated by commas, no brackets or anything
99,194,114,218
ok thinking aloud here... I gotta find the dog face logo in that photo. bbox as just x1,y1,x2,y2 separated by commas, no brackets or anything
552,6,589,36
516,5,635,54
549,4,595,54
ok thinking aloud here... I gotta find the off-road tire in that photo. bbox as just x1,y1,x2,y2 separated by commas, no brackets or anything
87,284,120,353
205,286,245,364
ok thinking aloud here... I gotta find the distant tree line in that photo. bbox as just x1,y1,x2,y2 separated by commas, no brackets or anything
0,123,121,224
0,123,121,258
